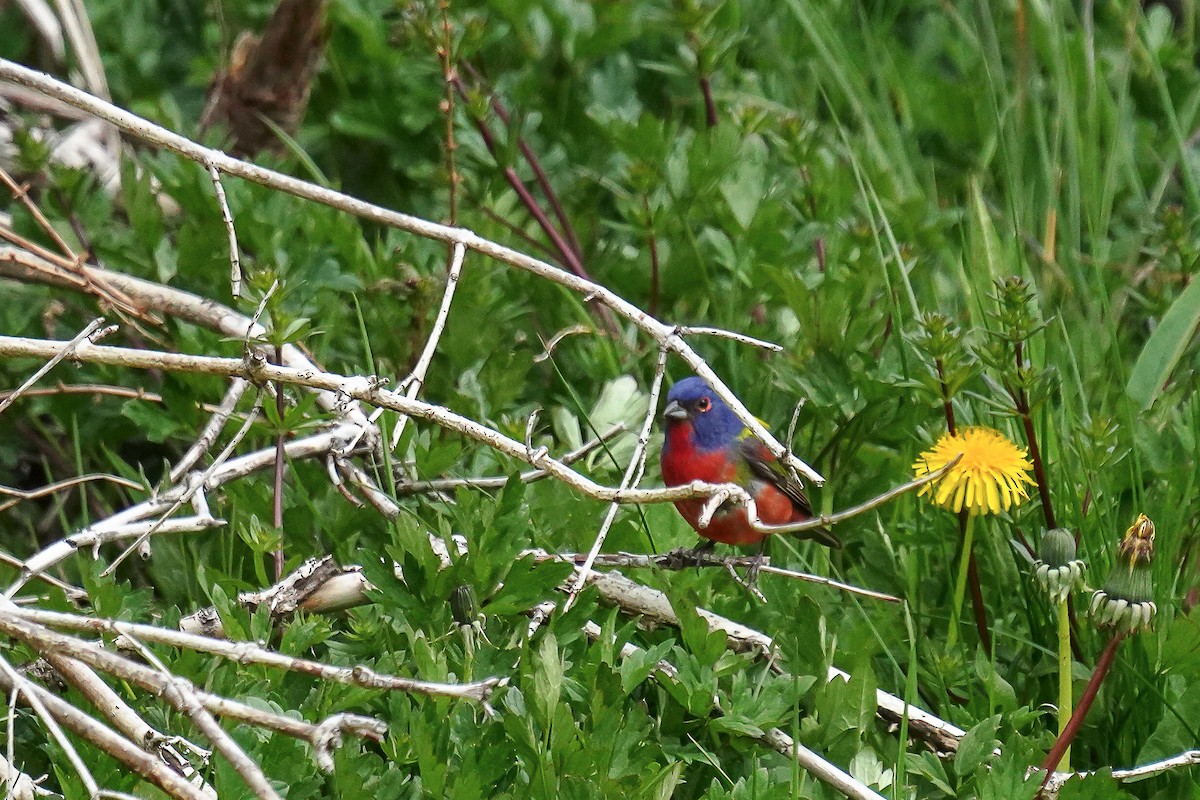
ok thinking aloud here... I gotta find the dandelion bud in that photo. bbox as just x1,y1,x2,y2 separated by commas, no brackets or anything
1091,514,1157,633
1033,528,1085,603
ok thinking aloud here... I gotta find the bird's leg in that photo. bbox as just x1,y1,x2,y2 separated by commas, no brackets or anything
746,539,768,586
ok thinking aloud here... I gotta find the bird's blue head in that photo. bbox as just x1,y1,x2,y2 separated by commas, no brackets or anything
662,377,745,452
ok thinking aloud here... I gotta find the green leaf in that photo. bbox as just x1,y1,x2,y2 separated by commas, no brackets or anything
1056,769,1133,799
1126,277,1200,409
720,135,767,229
954,714,1001,776
531,632,564,729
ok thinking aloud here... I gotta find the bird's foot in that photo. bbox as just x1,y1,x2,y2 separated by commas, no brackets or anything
662,540,716,570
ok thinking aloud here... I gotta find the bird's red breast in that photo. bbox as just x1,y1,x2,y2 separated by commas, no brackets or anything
661,420,805,545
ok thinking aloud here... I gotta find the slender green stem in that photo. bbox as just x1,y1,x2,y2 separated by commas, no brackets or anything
1055,598,1072,772
1039,631,1127,788
947,512,976,649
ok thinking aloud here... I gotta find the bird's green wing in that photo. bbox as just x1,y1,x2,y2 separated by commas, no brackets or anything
737,436,842,548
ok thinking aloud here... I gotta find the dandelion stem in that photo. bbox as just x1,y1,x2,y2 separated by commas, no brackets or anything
947,513,976,650
1055,597,1072,772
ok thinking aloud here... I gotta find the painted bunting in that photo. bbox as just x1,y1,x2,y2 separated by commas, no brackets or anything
660,377,841,549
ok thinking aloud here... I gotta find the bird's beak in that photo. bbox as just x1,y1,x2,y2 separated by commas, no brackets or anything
662,400,688,421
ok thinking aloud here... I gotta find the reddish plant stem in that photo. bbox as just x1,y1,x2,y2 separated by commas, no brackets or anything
1010,340,1080,658
699,74,718,127
477,205,559,259
1038,630,1127,793
1013,341,1056,530
965,527,992,652
450,76,618,336
273,344,286,581
935,358,956,436
460,64,583,261
643,195,660,317
437,0,458,229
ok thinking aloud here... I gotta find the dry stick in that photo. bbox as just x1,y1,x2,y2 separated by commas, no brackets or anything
0,317,109,416
35,651,210,795
169,378,252,482
389,241,466,450
394,421,626,496
70,631,282,800
1042,749,1200,796
0,752,49,800
0,472,142,514
562,346,670,613
0,655,211,800
7,514,223,599
8,605,504,705
0,62,816,484
206,162,242,297
541,551,900,603
0,334,750,507
100,405,261,579
0,337,929,533
0,243,373,431
676,325,783,352
7,423,365,593
0,382,162,403
0,551,87,603
179,553,964,755
0,228,143,318
0,654,99,797
0,166,75,258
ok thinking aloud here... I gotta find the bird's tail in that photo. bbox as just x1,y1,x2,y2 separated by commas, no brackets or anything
797,524,842,549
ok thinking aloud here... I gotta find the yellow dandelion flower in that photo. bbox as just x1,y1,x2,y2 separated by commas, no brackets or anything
913,427,1035,515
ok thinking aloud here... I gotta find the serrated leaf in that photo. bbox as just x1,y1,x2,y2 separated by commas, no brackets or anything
954,714,1001,776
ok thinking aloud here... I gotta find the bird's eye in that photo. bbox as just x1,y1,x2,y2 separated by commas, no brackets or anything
695,397,712,413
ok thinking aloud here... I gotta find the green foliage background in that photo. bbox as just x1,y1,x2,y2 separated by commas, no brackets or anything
3,0,1200,797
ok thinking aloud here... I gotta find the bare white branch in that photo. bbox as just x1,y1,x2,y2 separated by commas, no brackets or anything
390,240,466,450
540,551,900,603
0,317,110,416
0,334,749,509
0,59,822,484
0,653,99,798
169,378,252,482
8,604,505,705
206,162,242,297
677,325,783,352
563,347,669,612
0,652,211,800
0,752,53,799
100,404,260,577
0,472,142,514
1042,749,1200,797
